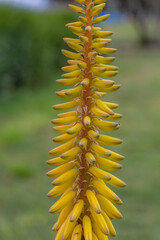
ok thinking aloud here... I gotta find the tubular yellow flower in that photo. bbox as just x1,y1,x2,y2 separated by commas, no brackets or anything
47,0,125,239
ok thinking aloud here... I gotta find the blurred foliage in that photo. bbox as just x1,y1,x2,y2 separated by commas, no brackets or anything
0,6,76,96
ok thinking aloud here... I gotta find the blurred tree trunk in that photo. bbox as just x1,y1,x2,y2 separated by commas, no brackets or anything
128,0,151,46
118,0,154,46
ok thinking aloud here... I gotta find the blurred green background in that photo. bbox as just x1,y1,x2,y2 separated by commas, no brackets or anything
0,0,160,239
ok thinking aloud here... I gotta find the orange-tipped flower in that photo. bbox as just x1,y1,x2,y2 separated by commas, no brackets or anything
47,0,125,239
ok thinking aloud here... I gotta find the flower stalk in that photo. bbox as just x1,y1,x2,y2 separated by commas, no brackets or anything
47,0,125,239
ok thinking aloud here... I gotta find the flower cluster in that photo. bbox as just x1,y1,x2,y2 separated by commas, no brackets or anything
47,0,125,239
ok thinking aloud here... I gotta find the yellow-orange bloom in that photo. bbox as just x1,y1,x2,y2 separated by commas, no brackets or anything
47,0,125,239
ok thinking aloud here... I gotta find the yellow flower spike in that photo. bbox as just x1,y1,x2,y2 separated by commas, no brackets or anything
56,78,80,86
91,107,109,119
64,38,81,44
101,211,116,237
62,70,82,79
47,179,75,198
54,202,74,231
71,224,83,240
62,213,77,240
88,2,94,9
90,208,109,235
92,3,106,11
92,67,107,74
68,26,84,35
55,221,67,240
95,55,115,64
66,42,83,52
49,138,76,156
92,7,103,17
89,166,111,181
66,21,84,28
94,30,113,38
98,64,118,71
53,99,81,111
92,42,109,49
62,65,79,73
106,84,121,92
84,116,91,127
70,199,84,222
88,129,100,139
79,35,88,42
64,86,83,96
106,150,125,161
107,113,122,120
51,116,78,125
93,91,106,99
58,111,77,118
53,124,74,134
93,14,110,24
86,152,96,164
61,147,81,160
92,179,120,202
93,37,112,43
106,172,126,188
97,47,117,55
110,198,123,206
104,101,119,109
93,119,119,132
49,190,76,213
97,194,123,219
46,161,75,178
68,4,85,14
82,216,92,240
62,49,83,60
95,156,122,171
53,133,76,143
88,51,98,59
92,232,98,240
92,221,109,240
97,134,123,145
81,78,90,86
86,190,102,213
48,0,125,238
56,90,81,100
94,0,108,4
77,62,87,69
92,78,114,88
79,138,88,148
46,157,67,166
97,71,118,79
52,169,77,186
67,123,83,134
91,144,111,157
52,223,59,232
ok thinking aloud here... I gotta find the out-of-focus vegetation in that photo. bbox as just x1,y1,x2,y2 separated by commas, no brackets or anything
0,3,160,240
0,6,76,97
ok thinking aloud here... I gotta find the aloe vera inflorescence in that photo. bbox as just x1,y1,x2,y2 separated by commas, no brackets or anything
47,0,125,239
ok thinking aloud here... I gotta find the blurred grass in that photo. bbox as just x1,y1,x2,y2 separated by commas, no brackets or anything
0,19,160,240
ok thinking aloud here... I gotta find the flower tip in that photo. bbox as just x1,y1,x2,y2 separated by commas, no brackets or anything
48,207,53,213
49,150,53,155
46,160,50,165
107,151,112,157
95,208,102,214
106,174,111,181
122,181,127,187
46,192,51,197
